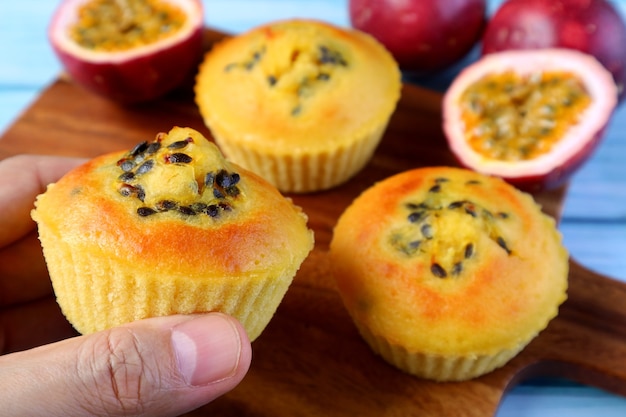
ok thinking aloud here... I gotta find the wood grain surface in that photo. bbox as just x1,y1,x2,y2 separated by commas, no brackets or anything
1,29,625,417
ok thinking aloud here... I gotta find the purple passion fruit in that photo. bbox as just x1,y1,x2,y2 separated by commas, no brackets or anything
442,48,617,191
349,0,486,73
49,0,204,103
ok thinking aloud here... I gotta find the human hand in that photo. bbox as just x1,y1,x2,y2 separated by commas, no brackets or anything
0,155,252,416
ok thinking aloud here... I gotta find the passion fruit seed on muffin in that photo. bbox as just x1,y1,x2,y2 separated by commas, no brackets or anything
330,166,569,381
195,19,402,193
31,126,314,341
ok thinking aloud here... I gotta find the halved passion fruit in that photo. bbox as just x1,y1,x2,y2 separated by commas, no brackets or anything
442,48,617,191
49,0,204,103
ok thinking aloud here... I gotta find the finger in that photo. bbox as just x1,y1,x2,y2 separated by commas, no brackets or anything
0,230,52,307
0,155,86,247
0,296,78,354
0,313,252,417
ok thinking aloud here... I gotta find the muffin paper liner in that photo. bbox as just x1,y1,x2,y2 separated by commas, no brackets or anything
213,122,389,193
40,226,293,341
355,321,532,382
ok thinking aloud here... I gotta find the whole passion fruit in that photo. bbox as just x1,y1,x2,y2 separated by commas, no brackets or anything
349,0,486,73
442,48,617,191
481,0,626,102
49,0,204,103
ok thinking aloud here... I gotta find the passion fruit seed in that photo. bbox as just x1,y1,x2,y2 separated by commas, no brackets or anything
137,206,157,217
116,158,132,171
165,152,193,164
135,159,154,175
205,204,220,217
224,43,349,116
177,205,197,216
431,263,447,278
118,172,135,182
204,172,215,187
319,45,348,66
167,136,194,149
224,47,265,73
116,132,242,218
213,188,225,199
389,178,513,278
70,0,186,52
119,183,139,198
464,243,474,259
429,184,442,193
407,211,426,223
460,70,591,162
156,199,177,211
420,224,434,239
146,141,162,154
130,140,149,156
496,236,512,255
216,170,240,188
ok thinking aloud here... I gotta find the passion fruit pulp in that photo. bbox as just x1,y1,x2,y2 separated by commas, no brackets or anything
481,0,626,103
49,0,204,103
442,48,617,191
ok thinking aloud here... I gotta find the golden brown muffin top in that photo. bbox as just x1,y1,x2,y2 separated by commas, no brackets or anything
195,19,401,154
32,127,314,277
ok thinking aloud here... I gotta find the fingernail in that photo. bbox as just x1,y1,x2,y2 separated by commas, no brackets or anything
171,313,242,386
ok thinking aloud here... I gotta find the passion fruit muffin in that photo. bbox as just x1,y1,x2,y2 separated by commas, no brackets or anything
329,166,568,381
195,19,402,193
31,127,314,340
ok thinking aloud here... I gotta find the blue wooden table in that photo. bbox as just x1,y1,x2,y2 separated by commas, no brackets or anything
1,1,625,415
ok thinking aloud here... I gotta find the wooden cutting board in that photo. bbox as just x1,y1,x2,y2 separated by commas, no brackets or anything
2,29,626,416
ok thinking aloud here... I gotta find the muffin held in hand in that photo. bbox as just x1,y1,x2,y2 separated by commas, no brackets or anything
330,167,568,381
32,126,314,340
195,19,402,193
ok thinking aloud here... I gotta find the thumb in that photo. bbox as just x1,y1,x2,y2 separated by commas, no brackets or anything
0,313,252,417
